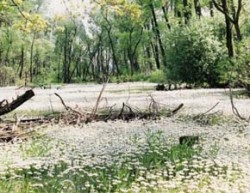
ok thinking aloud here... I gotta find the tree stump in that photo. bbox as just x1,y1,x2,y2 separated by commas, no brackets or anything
156,84,165,91
179,135,199,147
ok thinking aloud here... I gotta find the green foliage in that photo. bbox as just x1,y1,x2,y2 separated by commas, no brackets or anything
0,66,15,86
148,70,166,83
20,137,52,158
165,21,225,87
0,0,249,87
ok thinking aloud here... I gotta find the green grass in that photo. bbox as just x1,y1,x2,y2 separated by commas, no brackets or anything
20,136,53,158
179,112,229,126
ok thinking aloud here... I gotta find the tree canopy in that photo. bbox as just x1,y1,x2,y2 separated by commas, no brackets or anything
0,0,249,88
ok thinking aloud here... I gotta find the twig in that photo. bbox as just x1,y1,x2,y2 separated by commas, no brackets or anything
201,102,220,116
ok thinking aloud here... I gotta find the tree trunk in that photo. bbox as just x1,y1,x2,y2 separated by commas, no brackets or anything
151,42,161,69
106,26,120,76
162,6,171,30
209,1,214,17
183,0,192,24
63,27,69,83
18,46,24,78
194,0,202,18
232,0,242,41
223,0,234,57
149,3,167,67
30,33,36,83
145,46,153,70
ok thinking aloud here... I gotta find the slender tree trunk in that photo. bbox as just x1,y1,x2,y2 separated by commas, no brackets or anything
222,0,234,57
30,33,36,83
145,46,153,70
225,24,234,57
183,0,192,24
107,27,120,75
128,27,143,75
151,42,160,69
63,27,68,83
194,0,202,18
209,1,214,17
149,3,167,67
231,0,242,41
4,29,12,66
162,6,171,30
18,46,24,78
235,22,242,41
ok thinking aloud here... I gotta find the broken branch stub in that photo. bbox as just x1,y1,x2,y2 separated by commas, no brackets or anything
0,89,35,116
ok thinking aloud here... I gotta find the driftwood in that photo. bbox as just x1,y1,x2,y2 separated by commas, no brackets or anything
0,90,35,116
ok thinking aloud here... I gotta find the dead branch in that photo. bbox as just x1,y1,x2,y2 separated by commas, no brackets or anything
90,81,108,120
0,90,35,116
171,103,184,115
202,102,220,115
103,104,116,121
54,93,83,116
148,95,159,115
196,102,220,118
0,99,7,107
229,87,246,120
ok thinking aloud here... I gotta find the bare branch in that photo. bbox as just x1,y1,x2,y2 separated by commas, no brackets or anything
201,102,220,115
171,103,184,115
90,79,109,120
229,87,246,120
54,93,83,116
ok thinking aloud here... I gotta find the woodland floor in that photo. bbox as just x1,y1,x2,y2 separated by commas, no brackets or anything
0,82,249,192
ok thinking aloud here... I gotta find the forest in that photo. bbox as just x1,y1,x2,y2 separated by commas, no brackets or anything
0,0,249,90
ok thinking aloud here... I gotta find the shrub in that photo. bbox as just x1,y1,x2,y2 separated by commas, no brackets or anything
165,21,225,87
148,70,166,83
0,66,15,86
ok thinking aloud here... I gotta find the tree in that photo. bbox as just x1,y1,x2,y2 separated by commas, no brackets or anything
166,22,224,86
212,0,243,57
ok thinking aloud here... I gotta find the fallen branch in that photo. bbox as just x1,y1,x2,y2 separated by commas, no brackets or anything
0,90,35,116
202,102,220,115
229,87,246,120
54,93,83,116
171,103,184,115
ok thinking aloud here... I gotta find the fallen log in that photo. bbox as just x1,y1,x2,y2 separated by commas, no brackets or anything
0,89,35,116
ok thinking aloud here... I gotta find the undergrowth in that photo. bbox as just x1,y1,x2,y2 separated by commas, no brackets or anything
0,131,243,193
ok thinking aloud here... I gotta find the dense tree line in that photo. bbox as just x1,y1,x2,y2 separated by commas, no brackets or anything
0,0,249,89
